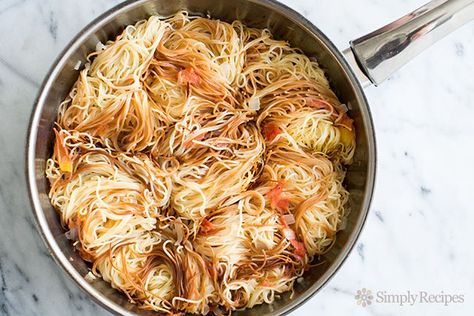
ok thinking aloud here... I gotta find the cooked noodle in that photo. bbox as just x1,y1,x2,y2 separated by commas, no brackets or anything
46,11,355,314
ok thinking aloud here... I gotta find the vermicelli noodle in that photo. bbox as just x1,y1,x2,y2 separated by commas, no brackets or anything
46,11,355,314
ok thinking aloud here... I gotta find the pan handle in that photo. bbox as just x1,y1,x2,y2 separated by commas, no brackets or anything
344,0,474,87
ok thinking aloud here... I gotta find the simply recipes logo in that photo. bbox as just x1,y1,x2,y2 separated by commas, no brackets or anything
354,288,465,307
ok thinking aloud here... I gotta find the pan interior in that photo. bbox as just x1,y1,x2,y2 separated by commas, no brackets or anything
28,0,375,315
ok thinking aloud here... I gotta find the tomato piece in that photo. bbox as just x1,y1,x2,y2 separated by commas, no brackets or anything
279,215,288,228
338,114,354,130
54,129,72,173
307,98,334,112
281,216,306,260
336,114,354,146
267,182,283,200
276,197,290,212
266,182,289,212
179,67,201,85
260,280,271,287
183,131,207,149
200,219,218,235
263,123,281,142
194,132,206,142
338,127,354,147
290,239,306,260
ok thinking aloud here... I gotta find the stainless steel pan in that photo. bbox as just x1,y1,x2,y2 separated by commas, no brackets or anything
26,0,474,315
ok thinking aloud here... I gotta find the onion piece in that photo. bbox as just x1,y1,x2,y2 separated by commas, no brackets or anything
96,41,106,52
283,228,296,241
73,60,81,70
84,271,96,282
65,227,78,241
248,97,260,110
340,103,349,112
282,213,295,225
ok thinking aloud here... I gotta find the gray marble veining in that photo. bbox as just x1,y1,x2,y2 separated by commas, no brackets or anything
1,0,473,315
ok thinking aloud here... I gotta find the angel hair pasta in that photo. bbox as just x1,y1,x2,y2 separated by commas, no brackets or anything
46,11,355,315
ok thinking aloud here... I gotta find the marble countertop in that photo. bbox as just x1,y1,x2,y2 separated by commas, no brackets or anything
1,0,473,315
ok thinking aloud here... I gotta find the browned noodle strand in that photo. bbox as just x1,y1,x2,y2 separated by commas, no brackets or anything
45,11,355,315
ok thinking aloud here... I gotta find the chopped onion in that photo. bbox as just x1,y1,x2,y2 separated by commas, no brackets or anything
340,103,349,112
248,97,260,110
84,271,96,282
73,60,81,70
283,228,296,241
282,213,295,225
65,227,78,241
96,41,106,52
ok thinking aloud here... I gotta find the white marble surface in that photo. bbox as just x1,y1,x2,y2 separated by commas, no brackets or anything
1,0,473,315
